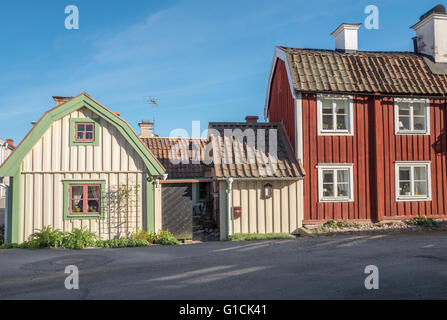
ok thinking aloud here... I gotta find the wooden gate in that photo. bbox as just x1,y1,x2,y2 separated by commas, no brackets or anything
161,183,193,239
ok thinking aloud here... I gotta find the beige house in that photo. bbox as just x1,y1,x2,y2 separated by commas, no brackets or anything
0,138,15,227
208,118,305,240
0,93,165,243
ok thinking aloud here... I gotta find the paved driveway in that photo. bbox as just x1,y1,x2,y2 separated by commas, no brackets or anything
0,232,446,299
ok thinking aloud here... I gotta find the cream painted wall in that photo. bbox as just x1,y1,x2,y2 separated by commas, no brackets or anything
219,179,303,240
18,107,146,242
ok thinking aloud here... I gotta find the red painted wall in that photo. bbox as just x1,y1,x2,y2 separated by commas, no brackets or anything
268,59,296,151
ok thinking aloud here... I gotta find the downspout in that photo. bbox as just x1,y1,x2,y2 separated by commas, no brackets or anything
226,178,233,239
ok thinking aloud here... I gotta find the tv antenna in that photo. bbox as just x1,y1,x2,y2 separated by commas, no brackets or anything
147,97,159,130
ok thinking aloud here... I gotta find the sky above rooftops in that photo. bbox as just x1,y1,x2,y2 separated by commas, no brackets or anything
0,0,443,142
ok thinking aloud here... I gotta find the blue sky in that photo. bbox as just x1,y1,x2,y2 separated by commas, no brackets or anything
0,0,443,142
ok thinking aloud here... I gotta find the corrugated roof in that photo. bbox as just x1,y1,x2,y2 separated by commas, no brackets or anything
142,137,207,178
208,122,305,179
279,46,447,96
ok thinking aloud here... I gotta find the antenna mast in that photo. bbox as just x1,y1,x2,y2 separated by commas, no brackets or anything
147,97,158,131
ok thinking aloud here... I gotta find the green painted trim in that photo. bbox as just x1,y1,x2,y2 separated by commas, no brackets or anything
146,173,155,233
10,169,21,243
0,94,165,177
63,180,106,220
69,118,100,146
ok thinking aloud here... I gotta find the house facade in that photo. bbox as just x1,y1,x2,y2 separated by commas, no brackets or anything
0,93,165,243
265,5,447,224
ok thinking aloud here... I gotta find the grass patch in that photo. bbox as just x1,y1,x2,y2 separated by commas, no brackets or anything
228,233,295,241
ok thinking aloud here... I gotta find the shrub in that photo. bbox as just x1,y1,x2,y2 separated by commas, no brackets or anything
61,228,97,250
154,230,179,245
133,230,157,243
324,220,359,229
406,216,440,228
228,233,295,241
96,238,150,248
27,226,65,249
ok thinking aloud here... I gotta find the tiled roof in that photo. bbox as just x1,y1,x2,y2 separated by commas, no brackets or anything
280,46,447,96
141,137,207,178
208,122,305,178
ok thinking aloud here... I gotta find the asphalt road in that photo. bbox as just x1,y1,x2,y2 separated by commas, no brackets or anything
0,232,446,299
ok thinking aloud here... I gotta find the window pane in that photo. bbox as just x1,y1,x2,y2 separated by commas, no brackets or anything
71,186,84,199
336,115,347,130
87,200,99,213
414,181,427,196
398,103,410,116
85,132,93,140
337,183,349,197
413,116,425,131
399,167,410,181
71,200,83,213
399,116,410,130
323,171,333,183
414,167,426,181
88,186,100,198
322,99,332,114
322,115,333,130
323,183,334,197
335,100,347,114
337,170,348,183
77,132,84,140
86,124,94,132
413,102,425,116
77,124,85,131
399,182,411,196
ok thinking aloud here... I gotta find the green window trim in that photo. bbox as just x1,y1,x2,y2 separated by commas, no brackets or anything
63,180,106,220
69,118,100,146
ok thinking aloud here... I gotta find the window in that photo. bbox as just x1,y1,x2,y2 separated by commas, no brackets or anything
317,95,354,135
75,123,95,141
318,164,354,202
395,162,431,201
69,118,100,146
63,180,105,219
395,99,429,134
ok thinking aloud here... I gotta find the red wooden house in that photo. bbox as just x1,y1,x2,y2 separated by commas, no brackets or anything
265,5,447,224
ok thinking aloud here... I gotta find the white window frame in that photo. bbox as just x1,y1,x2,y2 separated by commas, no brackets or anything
395,161,431,202
317,94,354,136
317,164,354,202
394,98,430,135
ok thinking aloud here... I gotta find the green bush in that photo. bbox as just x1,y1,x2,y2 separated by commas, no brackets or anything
154,230,179,245
61,228,97,250
133,229,157,243
324,220,359,229
228,233,295,241
96,238,150,248
406,216,440,228
27,226,65,249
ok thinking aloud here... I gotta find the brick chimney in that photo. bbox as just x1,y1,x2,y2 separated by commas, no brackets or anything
411,4,447,63
331,23,361,53
245,116,259,123
138,120,154,138
5,139,15,149
53,96,73,106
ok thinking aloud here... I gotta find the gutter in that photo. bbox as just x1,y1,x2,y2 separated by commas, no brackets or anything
226,178,233,239
217,177,304,181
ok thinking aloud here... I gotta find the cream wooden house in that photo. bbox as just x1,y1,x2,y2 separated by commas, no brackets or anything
0,93,165,243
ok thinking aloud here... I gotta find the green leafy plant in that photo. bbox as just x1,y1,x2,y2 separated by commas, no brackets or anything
154,230,179,245
406,216,440,228
133,230,157,243
61,228,97,249
228,233,295,241
96,238,150,248
27,226,66,249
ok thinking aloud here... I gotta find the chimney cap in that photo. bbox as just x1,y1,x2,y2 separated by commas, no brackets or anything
420,4,446,21
331,23,362,37
52,96,74,106
245,116,259,123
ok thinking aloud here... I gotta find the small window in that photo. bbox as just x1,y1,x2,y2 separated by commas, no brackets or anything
318,165,354,202
318,95,353,135
70,184,101,215
75,123,95,141
395,99,429,134
395,162,431,201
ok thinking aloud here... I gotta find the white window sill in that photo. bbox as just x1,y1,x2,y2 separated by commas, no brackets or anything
395,131,429,136
396,197,431,202
318,131,353,136
319,198,354,203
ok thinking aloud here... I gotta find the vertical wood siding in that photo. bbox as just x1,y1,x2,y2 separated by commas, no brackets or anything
268,59,296,151
19,107,146,242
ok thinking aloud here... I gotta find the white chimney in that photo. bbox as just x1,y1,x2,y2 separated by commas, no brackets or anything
331,23,361,53
411,4,447,63
138,120,154,138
